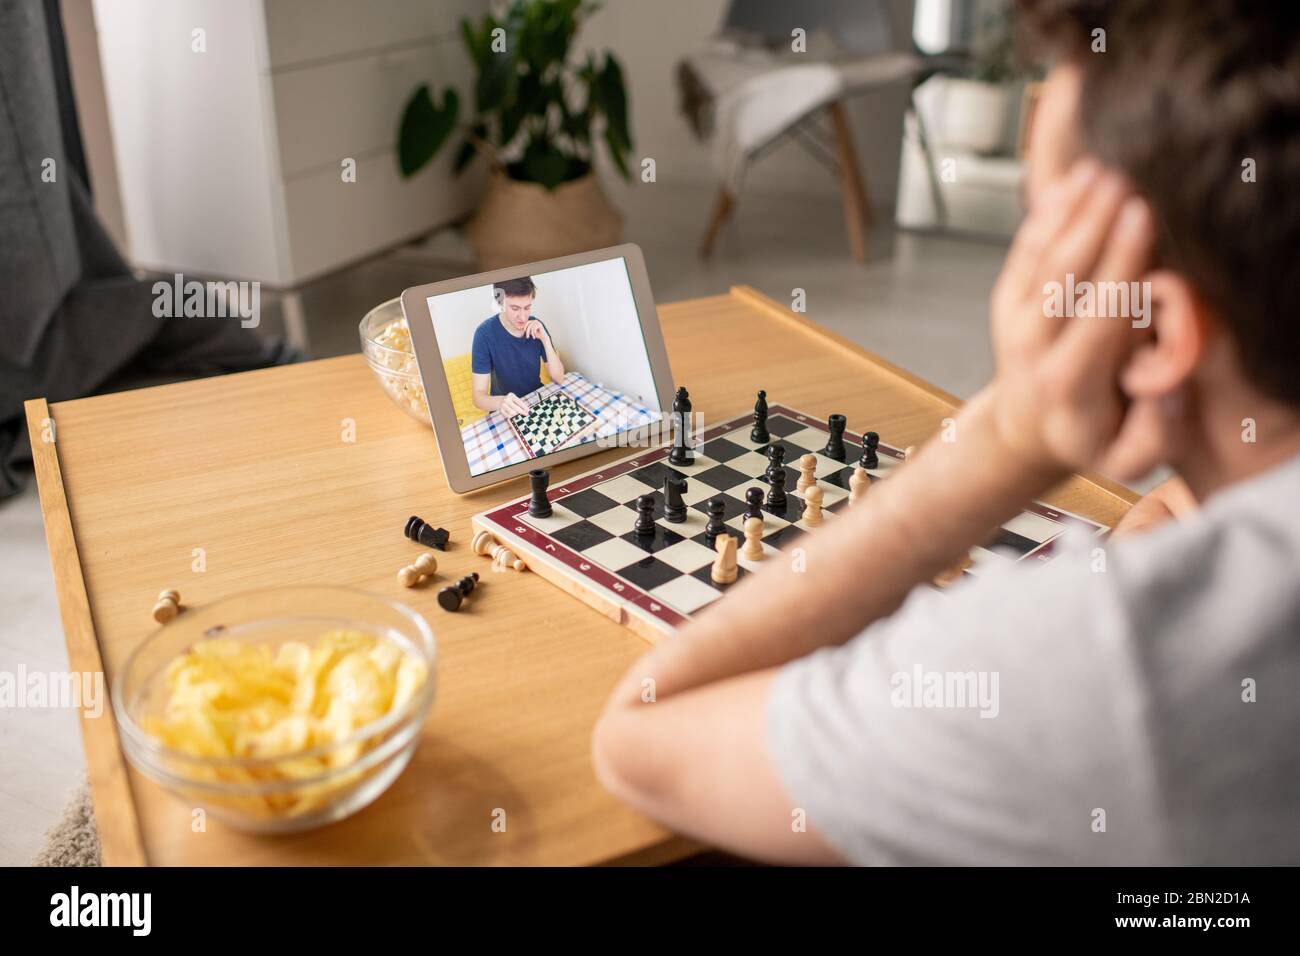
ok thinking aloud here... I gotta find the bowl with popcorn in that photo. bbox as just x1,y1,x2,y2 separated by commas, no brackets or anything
360,297,432,426
114,586,436,833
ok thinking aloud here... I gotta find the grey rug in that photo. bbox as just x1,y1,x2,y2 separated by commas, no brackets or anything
32,778,101,867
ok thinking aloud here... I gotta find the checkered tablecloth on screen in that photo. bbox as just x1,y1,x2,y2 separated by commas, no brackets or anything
460,372,659,475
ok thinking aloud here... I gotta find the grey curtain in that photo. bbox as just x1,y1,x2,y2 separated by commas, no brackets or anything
0,0,299,498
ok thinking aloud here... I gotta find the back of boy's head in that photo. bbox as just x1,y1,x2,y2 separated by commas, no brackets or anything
1018,0,1300,405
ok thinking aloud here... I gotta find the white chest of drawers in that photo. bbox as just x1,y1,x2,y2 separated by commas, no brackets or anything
93,0,486,287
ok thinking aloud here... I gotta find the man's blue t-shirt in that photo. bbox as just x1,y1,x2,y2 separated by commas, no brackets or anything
470,315,547,397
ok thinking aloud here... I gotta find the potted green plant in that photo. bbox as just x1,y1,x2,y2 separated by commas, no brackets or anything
938,7,1032,155
397,0,632,269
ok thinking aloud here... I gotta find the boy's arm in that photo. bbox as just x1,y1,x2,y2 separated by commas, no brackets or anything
594,161,1157,855
471,373,528,417
526,319,565,381
598,388,1061,709
1112,476,1197,537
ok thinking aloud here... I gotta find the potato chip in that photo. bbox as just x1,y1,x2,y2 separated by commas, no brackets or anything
143,630,427,817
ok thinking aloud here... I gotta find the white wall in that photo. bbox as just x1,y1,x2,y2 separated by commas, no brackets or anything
427,258,659,405
579,0,916,208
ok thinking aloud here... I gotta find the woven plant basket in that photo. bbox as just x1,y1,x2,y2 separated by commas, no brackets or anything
465,171,623,271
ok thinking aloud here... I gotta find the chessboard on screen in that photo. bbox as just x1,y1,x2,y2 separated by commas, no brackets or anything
473,399,1109,643
422,256,664,477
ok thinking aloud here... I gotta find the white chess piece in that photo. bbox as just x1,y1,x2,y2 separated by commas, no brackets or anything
741,516,764,560
849,466,870,504
802,485,824,526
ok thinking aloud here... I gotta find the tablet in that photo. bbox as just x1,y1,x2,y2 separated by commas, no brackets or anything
400,244,674,494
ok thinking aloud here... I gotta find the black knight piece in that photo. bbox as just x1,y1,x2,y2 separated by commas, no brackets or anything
438,572,479,612
634,494,657,535
750,389,769,444
528,468,553,518
704,497,728,543
744,486,764,523
664,476,687,523
823,413,847,461
668,385,694,466
404,515,450,550
860,431,880,469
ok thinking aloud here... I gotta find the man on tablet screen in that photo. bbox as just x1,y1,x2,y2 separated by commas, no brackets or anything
471,277,566,419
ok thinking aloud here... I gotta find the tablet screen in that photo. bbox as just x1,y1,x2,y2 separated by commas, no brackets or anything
423,256,666,477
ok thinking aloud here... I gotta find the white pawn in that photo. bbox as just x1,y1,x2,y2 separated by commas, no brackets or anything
741,515,764,561
849,465,871,504
802,485,824,526
797,453,817,493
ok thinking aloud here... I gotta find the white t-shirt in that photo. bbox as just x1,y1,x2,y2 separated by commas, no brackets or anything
766,453,1300,865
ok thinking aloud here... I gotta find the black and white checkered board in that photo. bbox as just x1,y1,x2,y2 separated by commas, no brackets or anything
475,404,1109,642
508,392,596,458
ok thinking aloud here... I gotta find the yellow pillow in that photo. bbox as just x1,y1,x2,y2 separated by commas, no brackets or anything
443,355,551,427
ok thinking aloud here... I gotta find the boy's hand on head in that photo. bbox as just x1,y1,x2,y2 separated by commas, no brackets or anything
988,158,1157,478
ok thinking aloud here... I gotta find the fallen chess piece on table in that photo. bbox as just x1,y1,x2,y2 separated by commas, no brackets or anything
404,515,450,550
472,530,526,572
439,573,479,611
398,552,438,588
152,589,181,623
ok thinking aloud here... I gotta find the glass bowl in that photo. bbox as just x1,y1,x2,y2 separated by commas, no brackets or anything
359,297,432,426
113,586,436,834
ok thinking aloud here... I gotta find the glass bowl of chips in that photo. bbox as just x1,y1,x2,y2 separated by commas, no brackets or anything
360,297,432,426
114,586,436,834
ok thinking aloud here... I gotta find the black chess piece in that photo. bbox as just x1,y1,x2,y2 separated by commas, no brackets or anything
860,431,880,470
668,386,694,466
764,442,787,485
704,497,727,543
750,389,769,444
664,477,687,523
528,468,552,518
765,464,788,512
823,414,847,461
744,486,764,523
634,494,657,535
404,515,450,550
438,573,479,612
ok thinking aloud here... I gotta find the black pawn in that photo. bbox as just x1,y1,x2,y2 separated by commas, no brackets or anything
744,486,764,522
664,477,687,523
764,442,787,485
823,414,847,461
634,494,657,536
404,516,450,550
438,572,479,612
704,497,727,543
668,386,694,466
860,431,880,470
750,389,769,444
765,466,787,512
528,468,552,518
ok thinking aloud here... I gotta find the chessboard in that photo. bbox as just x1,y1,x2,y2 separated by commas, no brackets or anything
473,402,1109,643
507,391,597,458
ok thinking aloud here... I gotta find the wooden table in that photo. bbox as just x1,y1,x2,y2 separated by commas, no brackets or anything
26,286,1138,866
